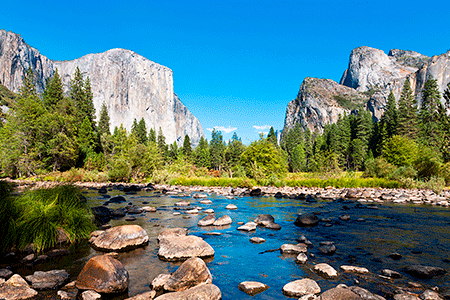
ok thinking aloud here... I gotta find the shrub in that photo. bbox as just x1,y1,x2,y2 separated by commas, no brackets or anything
15,185,95,252
108,157,131,182
414,146,443,179
440,162,450,186
382,135,418,167
0,181,19,252
364,157,396,179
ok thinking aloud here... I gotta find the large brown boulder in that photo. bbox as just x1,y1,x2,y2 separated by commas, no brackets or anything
0,274,38,300
282,278,321,297
89,225,149,252
158,228,188,241
76,254,129,293
158,235,214,262
154,284,221,300
164,257,212,292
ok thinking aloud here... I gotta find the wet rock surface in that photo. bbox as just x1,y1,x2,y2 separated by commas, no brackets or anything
89,224,149,251
0,274,38,300
25,269,69,290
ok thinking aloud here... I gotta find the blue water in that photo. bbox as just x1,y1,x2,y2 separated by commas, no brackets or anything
8,188,450,299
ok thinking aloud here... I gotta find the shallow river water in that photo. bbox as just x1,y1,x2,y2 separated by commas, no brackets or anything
9,187,450,299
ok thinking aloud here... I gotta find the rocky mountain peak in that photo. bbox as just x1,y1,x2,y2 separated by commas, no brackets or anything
0,29,203,146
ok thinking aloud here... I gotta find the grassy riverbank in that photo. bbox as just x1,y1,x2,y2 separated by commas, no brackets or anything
0,182,95,253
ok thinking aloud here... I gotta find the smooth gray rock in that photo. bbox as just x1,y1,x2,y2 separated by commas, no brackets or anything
198,214,215,226
158,235,215,261
0,268,13,279
213,215,232,226
237,222,257,231
404,265,446,279
163,257,212,292
314,263,338,279
320,287,363,300
280,243,308,254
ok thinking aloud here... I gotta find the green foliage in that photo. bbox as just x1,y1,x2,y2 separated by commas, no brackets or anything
210,129,225,170
0,181,19,252
182,135,192,158
0,83,17,107
13,185,94,253
43,69,64,109
98,102,111,137
70,67,95,127
364,157,397,179
285,177,400,188
171,176,254,188
397,79,418,139
267,127,278,146
414,145,443,179
195,136,211,168
131,118,148,145
382,135,418,167
108,157,132,182
240,137,287,180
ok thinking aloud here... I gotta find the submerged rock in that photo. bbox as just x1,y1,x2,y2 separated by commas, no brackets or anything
76,254,129,293
294,213,319,227
404,265,446,279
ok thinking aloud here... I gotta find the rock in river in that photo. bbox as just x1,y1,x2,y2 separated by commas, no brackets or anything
213,215,232,226
282,278,321,297
89,225,149,252
163,257,212,292
404,265,446,279
76,254,129,294
320,286,363,300
198,214,215,226
25,269,69,290
0,274,38,300
238,281,269,296
154,284,221,300
158,230,215,261
294,213,319,227
313,263,338,279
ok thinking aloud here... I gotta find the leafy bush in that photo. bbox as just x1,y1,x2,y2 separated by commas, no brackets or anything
440,162,450,186
108,157,131,182
414,146,443,179
382,135,418,167
14,185,95,252
364,157,397,178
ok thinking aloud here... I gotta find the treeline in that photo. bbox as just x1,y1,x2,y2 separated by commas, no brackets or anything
1,69,449,187
281,77,450,185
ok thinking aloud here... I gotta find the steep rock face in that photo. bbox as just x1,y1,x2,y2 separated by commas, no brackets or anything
0,30,203,145
0,30,54,94
54,49,203,145
283,77,368,134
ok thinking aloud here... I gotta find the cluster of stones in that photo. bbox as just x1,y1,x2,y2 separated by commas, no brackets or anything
279,212,448,300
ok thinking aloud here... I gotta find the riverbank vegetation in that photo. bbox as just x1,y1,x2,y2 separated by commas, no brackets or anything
0,181,95,253
0,70,449,191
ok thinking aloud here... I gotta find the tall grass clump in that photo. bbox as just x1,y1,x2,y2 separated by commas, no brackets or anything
0,181,19,253
15,185,95,252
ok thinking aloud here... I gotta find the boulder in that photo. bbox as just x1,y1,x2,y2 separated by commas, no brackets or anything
250,237,266,244
76,254,129,293
153,284,221,300
200,200,212,204
175,201,190,207
158,235,215,261
237,222,257,231
151,274,171,291
281,244,308,254
282,278,321,297
127,206,144,214
296,253,308,264
340,265,369,274
107,196,126,204
420,290,444,300
213,215,232,226
0,274,38,300
249,188,262,196
319,242,337,255
295,213,319,227
25,269,69,290
393,293,421,300
348,286,386,300
404,265,446,279
238,281,269,296
254,214,275,226
91,206,112,224
314,263,338,279
225,204,238,210
125,290,157,300
158,228,188,241
89,225,149,252
164,257,212,292
320,287,363,300
193,193,208,199
0,268,13,279
81,290,101,300
198,215,215,227
142,206,157,212
265,222,282,230
381,269,402,278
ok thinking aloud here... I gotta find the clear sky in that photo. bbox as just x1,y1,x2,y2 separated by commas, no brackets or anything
2,0,449,144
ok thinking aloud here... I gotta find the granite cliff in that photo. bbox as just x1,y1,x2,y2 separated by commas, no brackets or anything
0,30,203,145
283,46,450,135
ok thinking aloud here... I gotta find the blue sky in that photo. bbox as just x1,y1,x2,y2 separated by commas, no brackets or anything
3,0,450,144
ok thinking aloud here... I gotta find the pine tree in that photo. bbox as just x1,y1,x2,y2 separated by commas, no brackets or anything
148,128,156,143
225,132,245,173
157,127,168,159
195,136,211,168
210,128,225,170
420,76,444,147
69,67,95,127
335,113,352,169
397,78,418,139
267,127,278,146
380,91,397,140
20,67,37,98
43,69,64,109
444,82,450,111
182,135,192,158
98,102,111,136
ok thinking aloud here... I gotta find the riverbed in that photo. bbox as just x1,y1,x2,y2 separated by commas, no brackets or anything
4,186,450,299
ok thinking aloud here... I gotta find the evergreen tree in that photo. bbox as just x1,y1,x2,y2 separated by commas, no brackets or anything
131,118,148,145
148,128,156,143
420,76,444,148
157,127,168,159
20,67,37,98
225,132,245,174
168,142,179,161
182,135,192,158
69,67,95,127
444,82,450,111
77,116,95,154
195,136,211,168
209,128,225,170
334,114,352,169
267,127,278,146
397,78,418,139
98,102,111,136
380,91,397,140
43,69,64,109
